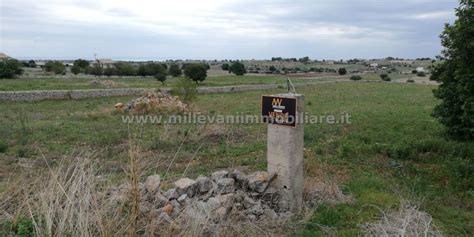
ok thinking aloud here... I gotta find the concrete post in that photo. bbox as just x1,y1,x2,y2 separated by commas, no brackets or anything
266,93,304,212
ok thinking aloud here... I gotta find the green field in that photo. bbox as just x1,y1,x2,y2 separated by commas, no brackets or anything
0,74,340,91
0,82,472,235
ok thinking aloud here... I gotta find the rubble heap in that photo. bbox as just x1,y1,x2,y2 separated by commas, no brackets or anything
90,79,123,88
107,170,294,232
114,91,187,114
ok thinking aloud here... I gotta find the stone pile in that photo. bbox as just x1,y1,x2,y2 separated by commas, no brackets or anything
115,91,187,114
107,170,294,228
90,79,123,88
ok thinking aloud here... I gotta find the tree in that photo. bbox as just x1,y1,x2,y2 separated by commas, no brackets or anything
137,63,166,77
71,65,81,75
432,0,474,139
88,64,103,76
183,63,207,84
221,63,230,71
338,67,347,75
114,62,136,76
380,73,391,81
230,62,246,76
73,59,90,69
28,60,36,68
0,59,23,79
155,72,167,84
269,65,277,72
104,67,116,77
168,64,182,77
44,61,65,74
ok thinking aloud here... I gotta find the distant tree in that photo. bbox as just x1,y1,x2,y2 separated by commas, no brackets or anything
184,63,207,84
103,67,116,77
168,64,182,77
230,62,246,76
0,59,23,79
432,0,474,139
350,75,362,81
89,64,103,76
221,63,230,71
71,65,81,75
114,62,136,76
269,65,277,72
338,67,347,75
161,63,168,70
417,71,426,77
73,59,90,69
380,73,391,81
299,56,310,63
28,60,36,68
155,72,167,84
44,61,66,74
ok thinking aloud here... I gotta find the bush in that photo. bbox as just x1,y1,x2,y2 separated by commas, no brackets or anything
230,62,246,76
432,0,474,139
221,63,230,71
137,63,165,77
155,72,167,84
0,140,7,153
70,65,81,75
0,59,23,78
183,63,207,83
416,71,426,77
168,64,182,77
114,62,136,76
73,59,90,69
380,74,391,81
338,67,347,75
407,79,415,83
27,60,36,68
44,61,65,74
269,65,277,72
350,75,362,81
88,64,103,76
103,67,116,77
171,77,197,103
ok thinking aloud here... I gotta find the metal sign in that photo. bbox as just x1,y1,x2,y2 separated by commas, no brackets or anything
262,96,297,127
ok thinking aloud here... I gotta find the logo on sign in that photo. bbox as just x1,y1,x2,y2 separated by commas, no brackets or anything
262,96,297,127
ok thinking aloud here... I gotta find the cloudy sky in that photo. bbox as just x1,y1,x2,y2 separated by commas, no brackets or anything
0,0,457,60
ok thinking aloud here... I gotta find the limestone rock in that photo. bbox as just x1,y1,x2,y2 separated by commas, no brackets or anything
164,188,179,200
211,170,229,181
247,171,276,193
144,174,161,193
174,178,196,197
216,178,235,194
196,175,213,194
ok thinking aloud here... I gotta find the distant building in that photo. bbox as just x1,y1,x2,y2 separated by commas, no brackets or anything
390,60,414,65
325,60,335,65
416,67,425,72
0,52,11,60
370,63,379,68
95,58,115,68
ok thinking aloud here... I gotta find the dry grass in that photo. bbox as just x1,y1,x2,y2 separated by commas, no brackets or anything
361,201,442,237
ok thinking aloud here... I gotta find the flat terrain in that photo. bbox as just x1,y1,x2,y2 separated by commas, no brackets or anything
0,82,472,235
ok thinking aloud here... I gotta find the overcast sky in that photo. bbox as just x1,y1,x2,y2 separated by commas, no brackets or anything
0,0,458,60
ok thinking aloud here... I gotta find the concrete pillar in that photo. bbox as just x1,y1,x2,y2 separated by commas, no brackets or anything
266,93,304,212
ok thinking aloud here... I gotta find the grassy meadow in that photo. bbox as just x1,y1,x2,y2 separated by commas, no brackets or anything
0,82,472,235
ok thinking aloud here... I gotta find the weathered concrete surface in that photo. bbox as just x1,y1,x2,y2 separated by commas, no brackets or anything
267,93,304,213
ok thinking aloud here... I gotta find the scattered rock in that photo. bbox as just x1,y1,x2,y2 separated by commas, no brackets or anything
120,91,187,114
216,178,235,194
174,178,196,197
164,188,179,200
178,194,188,203
196,175,213,194
211,170,229,181
144,174,161,193
162,203,174,215
247,171,276,193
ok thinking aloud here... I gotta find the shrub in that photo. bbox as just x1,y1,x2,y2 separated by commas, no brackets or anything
230,62,246,76
44,61,65,74
416,71,426,77
380,74,391,81
269,65,277,72
183,63,207,84
407,79,415,83
70,65,81,75
431,0,474,139
221,63,230,71
171,77,198,103
338,67,347,75
114,62,136,76
168,64,182,77
73,59,90,69
412,70,418,74
27,60,36,68
0,140,7,153
103,67,116,77
88,64,103,76
155,72,167,84
350,75,362,81
0,59,23,78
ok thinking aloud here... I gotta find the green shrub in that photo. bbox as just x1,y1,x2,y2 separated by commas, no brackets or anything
407,79,415,83
183,63,207,83
44,61,65,74
338,67,347,75
350,75,362,81
0,59,24,79
380,74,391,81
230,62,246,76
432,0,474,139
168,64,182,77
171,77,198,103
155,72,167,84
0,140,7,153
417,71,426,77
221,63,230,71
